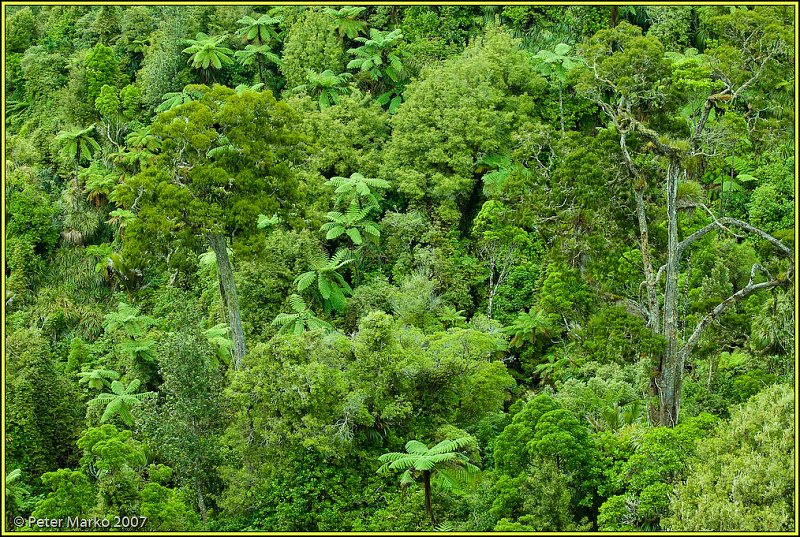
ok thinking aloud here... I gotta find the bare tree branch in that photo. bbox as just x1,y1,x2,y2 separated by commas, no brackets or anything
678,216,793,259
680,269,791,360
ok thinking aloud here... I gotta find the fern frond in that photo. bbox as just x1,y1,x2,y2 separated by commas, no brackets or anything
293,320,305,335
346,227,363,245
295,271,316,292
118,405,134,426
125,378,142,394
399,469,415,487
101,398,123,422
272,313,298,326
325,224,346,240
404,440,429,455
109,380,126,395
429,436,477,455
288,294,307,313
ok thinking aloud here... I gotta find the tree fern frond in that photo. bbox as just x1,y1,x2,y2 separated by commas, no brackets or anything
125,378,142,394
346,227,363,245
109,380,125,395
378,451,411,463
118,405,134,426
272,313,298,326
429,436,477,455
129,391,156,401
325,225,346,240
386,456,419,472
318,277,333,300
362,222,381,237
288,294,307,313
101,398,123,422
92,393,115,403
295,271,316,292
404,440,429,455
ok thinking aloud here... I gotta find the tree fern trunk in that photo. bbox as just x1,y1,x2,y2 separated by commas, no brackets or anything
423,471,435,527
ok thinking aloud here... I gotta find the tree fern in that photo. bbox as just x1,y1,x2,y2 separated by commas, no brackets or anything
77,368,120,390
91,379,156,427
377,435,480,526
271,294,333,334
327,172,389,209
294,248,354,313
323,6,367,39
103,302,156,338
203,323,233,365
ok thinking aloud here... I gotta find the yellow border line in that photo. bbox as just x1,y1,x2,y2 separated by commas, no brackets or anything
1,1,797,536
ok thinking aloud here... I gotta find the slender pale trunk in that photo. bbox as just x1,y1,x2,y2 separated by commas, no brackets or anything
634,187,660,333
657,161,682,426
487,258,496,319
208,233,246,370
681,252,692,339
195,480,208,524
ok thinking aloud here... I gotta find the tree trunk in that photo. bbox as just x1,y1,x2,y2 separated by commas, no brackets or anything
558,85,565,133
423,471,435,527
195,480,208,524
633,187,660,333
487,258,496,319
656,161,682,426
73,151,81,210
208,233,246,370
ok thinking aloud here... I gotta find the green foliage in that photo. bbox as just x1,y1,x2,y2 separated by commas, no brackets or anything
85,42,122,104
597,414,718,530
55,125,101,167
347,28,406,83
505,307,555,349
32,469,95,521
6,7,38,53
280,8,346,92
122,84,304,272
6,328,83,480
664,384,794,531
77,368,120,391
493,393,561,475
327,172,389,210
5,170,59,295
137,11,193,107
384,27,546,224
578,306,666,366
103,302,155,338
490,461,590,531
234,43,281,85
4,6,795,532
140,483,202,530
321,199,380,246
94,83,121,118
155,86,204,112
140,330,226,525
